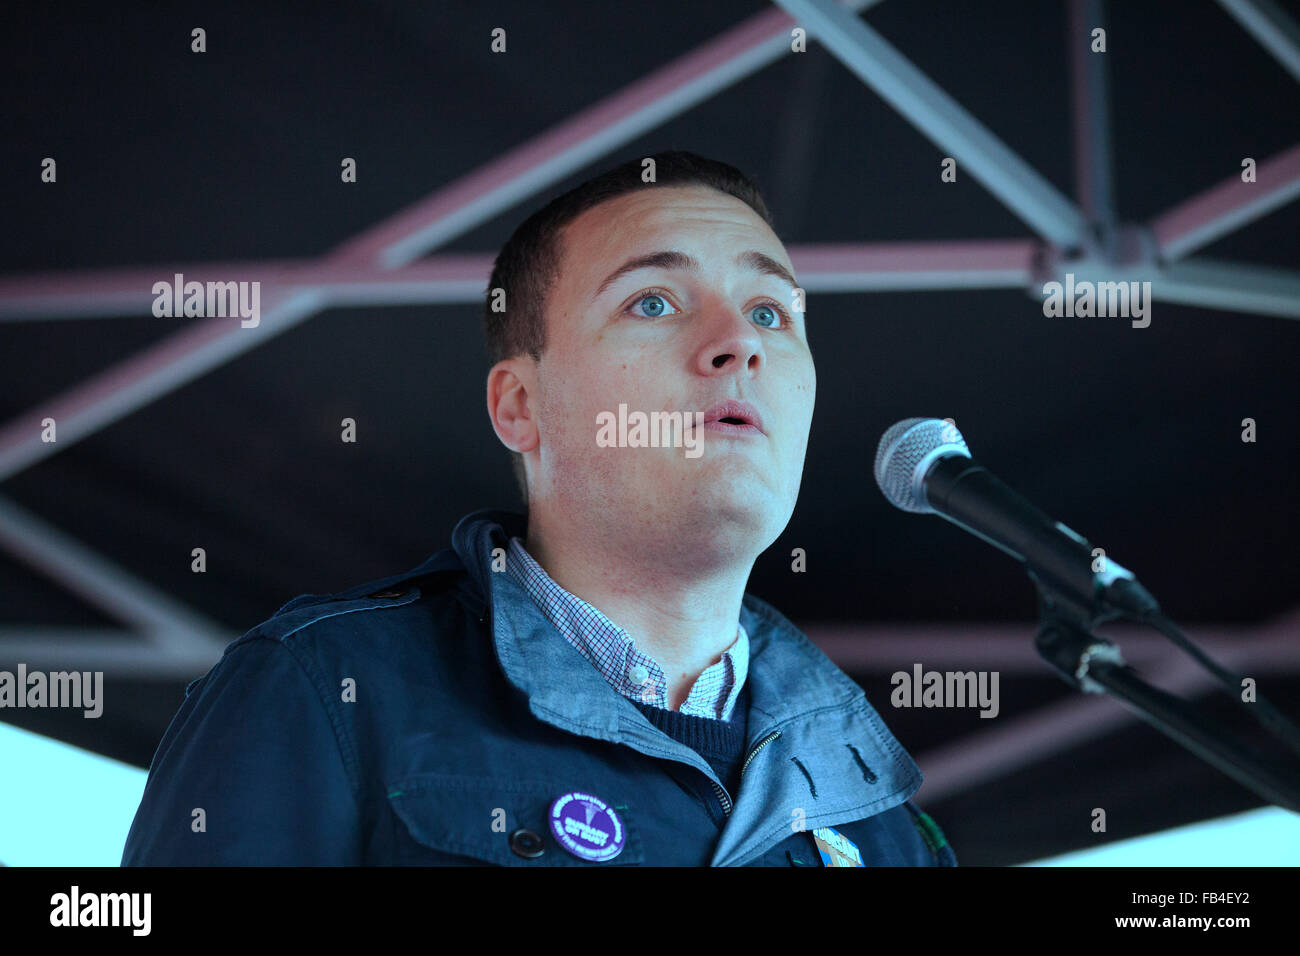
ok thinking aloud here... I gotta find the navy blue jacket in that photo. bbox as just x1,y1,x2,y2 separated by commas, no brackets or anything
122,509,956,866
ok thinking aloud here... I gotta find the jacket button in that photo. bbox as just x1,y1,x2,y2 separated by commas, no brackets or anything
368,588,407,599
509,828,545,859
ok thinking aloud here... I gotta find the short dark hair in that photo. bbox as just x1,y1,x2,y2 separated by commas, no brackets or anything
483,150,776,507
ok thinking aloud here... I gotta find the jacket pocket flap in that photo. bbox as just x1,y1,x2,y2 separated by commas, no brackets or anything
386,773,644,866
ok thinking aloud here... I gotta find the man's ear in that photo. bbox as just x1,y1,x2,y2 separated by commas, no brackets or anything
486,358,540,454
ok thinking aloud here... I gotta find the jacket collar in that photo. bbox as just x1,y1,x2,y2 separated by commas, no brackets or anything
451,507,922,866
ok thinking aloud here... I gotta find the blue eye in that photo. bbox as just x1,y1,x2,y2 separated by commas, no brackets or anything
625,290,789,327
636,294,668,317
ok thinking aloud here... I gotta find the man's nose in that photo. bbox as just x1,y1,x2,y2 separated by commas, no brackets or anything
696,305,764,375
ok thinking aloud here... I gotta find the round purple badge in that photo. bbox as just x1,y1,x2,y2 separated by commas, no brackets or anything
548,792,625,862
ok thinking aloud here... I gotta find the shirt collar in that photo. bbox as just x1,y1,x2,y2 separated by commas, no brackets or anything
503,535,749,720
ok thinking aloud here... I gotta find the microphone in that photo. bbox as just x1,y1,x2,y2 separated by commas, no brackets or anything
873,418,1160,620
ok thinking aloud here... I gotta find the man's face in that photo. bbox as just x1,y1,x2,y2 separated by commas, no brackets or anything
530,184,816,561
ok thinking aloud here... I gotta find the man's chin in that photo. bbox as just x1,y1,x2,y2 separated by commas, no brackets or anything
678,483,790,537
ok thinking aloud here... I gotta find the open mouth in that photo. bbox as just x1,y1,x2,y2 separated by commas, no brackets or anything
700,400,765,436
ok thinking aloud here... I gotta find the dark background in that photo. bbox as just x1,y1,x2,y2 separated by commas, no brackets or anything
2,0,1297,865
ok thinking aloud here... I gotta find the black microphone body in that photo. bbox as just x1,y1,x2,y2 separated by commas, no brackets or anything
924,455,1135,619
876,418,1160,621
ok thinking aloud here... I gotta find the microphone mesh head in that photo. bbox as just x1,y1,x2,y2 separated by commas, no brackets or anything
874,418,972,513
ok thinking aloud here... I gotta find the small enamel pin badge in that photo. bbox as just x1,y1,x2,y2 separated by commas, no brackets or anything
549,792,626,862
812,826,864,867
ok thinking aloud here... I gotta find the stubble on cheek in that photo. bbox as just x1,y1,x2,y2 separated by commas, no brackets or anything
538,379,619,516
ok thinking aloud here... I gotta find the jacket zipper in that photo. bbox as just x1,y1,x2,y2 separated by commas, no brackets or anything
710,731,782,818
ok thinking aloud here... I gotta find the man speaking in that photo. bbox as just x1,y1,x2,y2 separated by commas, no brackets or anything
122,150,955,867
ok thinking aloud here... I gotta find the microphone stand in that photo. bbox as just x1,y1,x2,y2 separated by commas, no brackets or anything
1031,583,1300,814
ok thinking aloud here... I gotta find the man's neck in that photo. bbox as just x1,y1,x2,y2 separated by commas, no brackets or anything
523,512,753,710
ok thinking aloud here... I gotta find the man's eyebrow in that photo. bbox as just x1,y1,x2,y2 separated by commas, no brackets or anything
590,249,797,302
737,250,798,290
591,251,699,302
